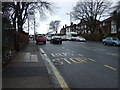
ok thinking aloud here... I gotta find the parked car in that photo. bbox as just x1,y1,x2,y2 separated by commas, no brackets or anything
46,36,52,41
71,36,77,41
76,36,86,42
61,35,67,41
50,36,62,44
102,37,120,46
35,35,46,44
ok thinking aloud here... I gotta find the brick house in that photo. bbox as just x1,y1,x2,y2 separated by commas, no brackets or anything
60,22,77,35
99,15,120,38
60,13,120,40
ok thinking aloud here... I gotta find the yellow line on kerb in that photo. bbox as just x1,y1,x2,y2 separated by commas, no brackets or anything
49,62,70,90
104,65,117,71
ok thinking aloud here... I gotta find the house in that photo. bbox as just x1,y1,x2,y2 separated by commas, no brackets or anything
60,12,120,41
100,15,120,38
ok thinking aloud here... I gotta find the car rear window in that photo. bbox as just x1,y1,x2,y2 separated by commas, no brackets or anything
37,36,44,38
53,36,61,38
112,38,118,40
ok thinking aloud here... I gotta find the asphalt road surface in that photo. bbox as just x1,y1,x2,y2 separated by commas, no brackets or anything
37,41,119,88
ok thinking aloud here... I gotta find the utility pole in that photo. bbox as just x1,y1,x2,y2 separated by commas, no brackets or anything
28,9,35,40
66,12,72,26
34,13,36,41
28,15,29,40
66,12,72,32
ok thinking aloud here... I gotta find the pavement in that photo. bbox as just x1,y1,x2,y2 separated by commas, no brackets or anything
2,40,54,89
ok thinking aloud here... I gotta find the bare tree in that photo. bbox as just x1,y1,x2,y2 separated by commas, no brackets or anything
49,20,60,33
4,1,55,32
115,0,120,12
71,0,111,34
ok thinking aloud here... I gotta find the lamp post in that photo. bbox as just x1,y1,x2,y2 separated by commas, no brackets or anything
66,12,72,26
28,9,35,40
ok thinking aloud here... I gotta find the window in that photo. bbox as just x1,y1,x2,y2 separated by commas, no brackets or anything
103,22,105,26
111,21,117,33
88,30,91,34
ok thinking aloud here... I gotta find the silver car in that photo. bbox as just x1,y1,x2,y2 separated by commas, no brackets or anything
102,37,120,46
76,36,86,42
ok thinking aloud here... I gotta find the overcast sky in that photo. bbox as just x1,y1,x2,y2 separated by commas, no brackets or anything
27,0,79,35
26,0,118,35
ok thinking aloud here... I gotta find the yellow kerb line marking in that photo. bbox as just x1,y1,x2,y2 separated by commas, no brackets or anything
51,53,55,57
49,62,70,89
63,58,71,64
104,65,117,71
88,58,96,62
69,58,79,63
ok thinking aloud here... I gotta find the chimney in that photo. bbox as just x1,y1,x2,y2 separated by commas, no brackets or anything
71,22,73,25
65,24,67,28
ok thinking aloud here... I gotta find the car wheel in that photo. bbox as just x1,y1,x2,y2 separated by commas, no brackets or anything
103,42,106,45
50,41,52,43
113,43,116,46
60,41,62,44
36,41,38,44
44,41,46,44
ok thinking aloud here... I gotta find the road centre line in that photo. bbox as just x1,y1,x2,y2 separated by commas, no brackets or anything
63,58,71,64
69,58,79,63
107,53,118,57
104,65,117,71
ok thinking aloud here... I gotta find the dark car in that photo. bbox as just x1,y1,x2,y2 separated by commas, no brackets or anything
35,35,46,44
102,37,120,46
50,36,62,44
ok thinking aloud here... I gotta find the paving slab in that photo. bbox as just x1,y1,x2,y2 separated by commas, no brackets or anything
2,41,54,89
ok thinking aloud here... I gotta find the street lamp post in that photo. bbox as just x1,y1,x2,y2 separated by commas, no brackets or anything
34,13,35,41
66,12,72,26
28,9,35,40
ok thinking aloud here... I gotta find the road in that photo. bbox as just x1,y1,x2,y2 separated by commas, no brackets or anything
37,41,119,88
